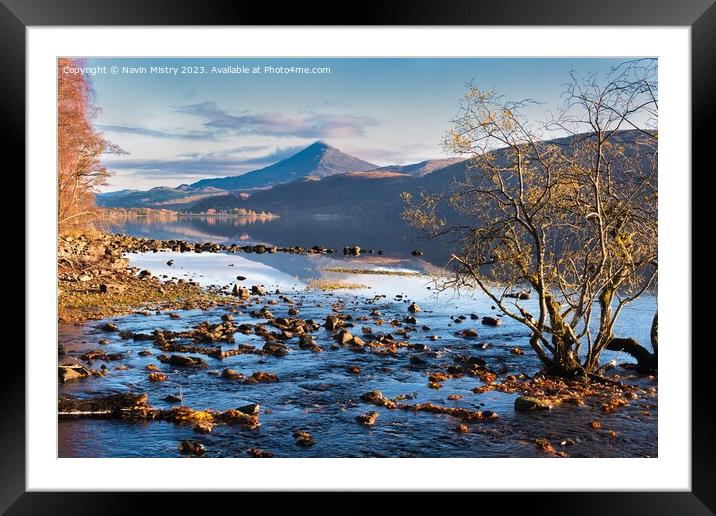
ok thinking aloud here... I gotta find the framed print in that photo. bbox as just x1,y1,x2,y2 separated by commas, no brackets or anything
9,0,715,512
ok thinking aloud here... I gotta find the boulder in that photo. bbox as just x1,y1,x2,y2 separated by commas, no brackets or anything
324,315,342,330
407,303,421,313
58,393,150,415
293,430,316,447
178,440,205,456
336,329,354,345
168,354,208,368
262,342,289,357
356,411,379,426
220,368,244,380
237,403,260,416
251,285,267,296
514,396,552,411
58,364,92,383
481,317,502,326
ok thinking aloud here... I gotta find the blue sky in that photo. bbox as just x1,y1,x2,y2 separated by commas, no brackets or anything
80,58,635,191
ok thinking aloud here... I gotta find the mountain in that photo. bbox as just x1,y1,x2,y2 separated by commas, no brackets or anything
198,130,653,221
188,141,377,191
96,184,226,209
370,158,465,177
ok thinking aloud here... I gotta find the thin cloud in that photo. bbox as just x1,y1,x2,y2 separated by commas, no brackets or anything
97,124,218,141
177,101,379,138
103,145,304,178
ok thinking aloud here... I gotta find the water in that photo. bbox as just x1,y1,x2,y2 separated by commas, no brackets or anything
58,219,657,458
117,214,456,264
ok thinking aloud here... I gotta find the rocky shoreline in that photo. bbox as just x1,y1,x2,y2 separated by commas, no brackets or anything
57,230,657,458
57,231,378,323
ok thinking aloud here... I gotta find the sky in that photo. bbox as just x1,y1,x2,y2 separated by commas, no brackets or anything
77,57,634,191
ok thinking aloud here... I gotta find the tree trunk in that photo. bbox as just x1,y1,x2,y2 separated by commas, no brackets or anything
605,337,657,372
650,313,658,357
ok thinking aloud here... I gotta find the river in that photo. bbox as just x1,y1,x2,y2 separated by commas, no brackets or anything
58,216,657,458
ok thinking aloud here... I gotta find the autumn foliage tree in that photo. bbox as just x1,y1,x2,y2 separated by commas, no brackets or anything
57,58,119,232
403,60,657,377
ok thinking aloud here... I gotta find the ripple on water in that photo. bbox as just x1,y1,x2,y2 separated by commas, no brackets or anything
58,250,657,458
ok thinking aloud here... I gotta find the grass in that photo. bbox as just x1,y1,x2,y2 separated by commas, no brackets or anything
323,267,422,277
306,279,369,291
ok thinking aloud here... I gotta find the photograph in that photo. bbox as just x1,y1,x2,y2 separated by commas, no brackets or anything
56,56,660,459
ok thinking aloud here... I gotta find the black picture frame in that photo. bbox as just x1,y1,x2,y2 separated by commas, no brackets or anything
7,0,714,513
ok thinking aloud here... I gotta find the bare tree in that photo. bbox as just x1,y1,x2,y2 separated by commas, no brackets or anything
402,59,657,377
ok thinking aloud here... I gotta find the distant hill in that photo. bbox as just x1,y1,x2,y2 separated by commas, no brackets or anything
189,141,377,190
98,141,378,208
196,130,653,222
96,184,227,209
370,158,465,177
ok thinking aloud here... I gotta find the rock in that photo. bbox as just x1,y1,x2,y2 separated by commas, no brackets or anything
411,250,423,256
58,364,92,383
404,316,417,324
510,347,525,355
456,423,469,433
407,302,421,313
58,393,150,415
139,270,152,278
247,447,273,458
514,396,552,411
293,430,316,447
164,394,182,403
178,440,205,456
78,274,93,282
193,422,213,434
167,260,174,266
460,328,478,339
249,371,279,383
298,334,319,350
346,366,361,375
336,329,354,345
149,372,168,382
168,355,208,368
231,284,250,299
236,275,247,281
262,342,289,357
237,403,260,416
481,316,502,326
101,322,119,332
355,411,379,426
324,315,342,330
251,285,267,296
99,284,108,293
220,368,243,380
